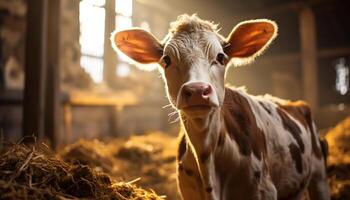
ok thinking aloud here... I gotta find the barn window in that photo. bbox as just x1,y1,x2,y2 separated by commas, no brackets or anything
79,0,134,82
115,0,133,77
79,0,106,83
335,58,349,95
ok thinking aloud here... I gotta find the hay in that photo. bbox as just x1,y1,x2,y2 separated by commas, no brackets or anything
0,143,163,200
58,125,350,200
60,132,180,200
59,139,116,174
325,117,350,200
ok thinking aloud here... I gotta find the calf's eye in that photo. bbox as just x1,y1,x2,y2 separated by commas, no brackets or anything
216,53,226,65
162,55,171,68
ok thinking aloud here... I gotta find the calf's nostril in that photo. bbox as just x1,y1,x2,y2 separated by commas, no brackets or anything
202,86,212,96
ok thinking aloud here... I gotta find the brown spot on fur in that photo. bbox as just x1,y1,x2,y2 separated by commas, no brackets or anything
178,134,187,161
205,187,212,193
278,101,323,159
304,117,323,160
259,102,271,115
254,171,261,181
277,108,305,153
310,131,323,159
222,88,267,160
185,169,193,176
301,106,322,159
278,101,309,129
320,138,328,166
200,150,210,163
289,144,303,174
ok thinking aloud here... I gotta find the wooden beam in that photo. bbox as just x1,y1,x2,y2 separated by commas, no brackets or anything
318,47,350,58
299,6,319,110
67,90,138,107
255,47,350,67
236,1,303,20
232,0,332,20
23,0,48,141
104,0,116,85
44,0,61,148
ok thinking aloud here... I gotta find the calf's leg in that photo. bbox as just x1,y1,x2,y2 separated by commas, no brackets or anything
178,168,204,200
307,162,330,200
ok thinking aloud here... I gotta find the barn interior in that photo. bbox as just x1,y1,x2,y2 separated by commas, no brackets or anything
0,0,349,199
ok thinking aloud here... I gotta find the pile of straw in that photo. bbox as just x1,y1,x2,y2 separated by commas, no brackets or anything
0,143,163,200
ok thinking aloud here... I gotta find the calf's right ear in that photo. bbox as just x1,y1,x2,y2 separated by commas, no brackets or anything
110,28,163,70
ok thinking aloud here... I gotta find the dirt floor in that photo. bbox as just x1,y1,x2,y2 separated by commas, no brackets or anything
1,117,349,199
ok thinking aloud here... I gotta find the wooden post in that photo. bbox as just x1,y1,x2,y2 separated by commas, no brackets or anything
104,0,119,136
104,0,117,85
44,0,61,148
23,0,48,141
299,6,319,110
63,104,72,144
108,106,120,136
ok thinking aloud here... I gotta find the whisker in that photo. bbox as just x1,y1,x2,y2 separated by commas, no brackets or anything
170,116,181,124
168,110,179,123
162,104,172,109
168,110,178,117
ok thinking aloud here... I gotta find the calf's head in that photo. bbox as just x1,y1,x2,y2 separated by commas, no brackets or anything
111,15,277,118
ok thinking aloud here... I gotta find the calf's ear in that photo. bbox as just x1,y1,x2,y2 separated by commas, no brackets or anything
224,19,277,66
110,28,163,70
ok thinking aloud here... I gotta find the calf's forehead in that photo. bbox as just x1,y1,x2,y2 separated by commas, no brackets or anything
163,31,224,62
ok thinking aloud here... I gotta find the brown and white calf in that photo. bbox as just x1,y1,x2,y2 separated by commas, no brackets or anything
111,14,330,200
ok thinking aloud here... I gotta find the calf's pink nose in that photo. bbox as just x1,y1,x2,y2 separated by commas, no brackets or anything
181,82,212,104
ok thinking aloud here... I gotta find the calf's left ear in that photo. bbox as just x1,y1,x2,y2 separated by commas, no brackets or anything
224,19,277,66
110,28,163,70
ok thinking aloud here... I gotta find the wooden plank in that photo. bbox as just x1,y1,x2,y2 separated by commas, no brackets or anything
22,0,48,142
0,89,23,105
299,6,319,110
44,0,61,148
62,91,137,142
67,90,138,107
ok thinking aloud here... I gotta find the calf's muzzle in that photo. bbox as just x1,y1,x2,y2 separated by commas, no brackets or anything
179,82,213,108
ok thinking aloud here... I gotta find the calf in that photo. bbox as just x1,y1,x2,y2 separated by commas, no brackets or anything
111,14,330,200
